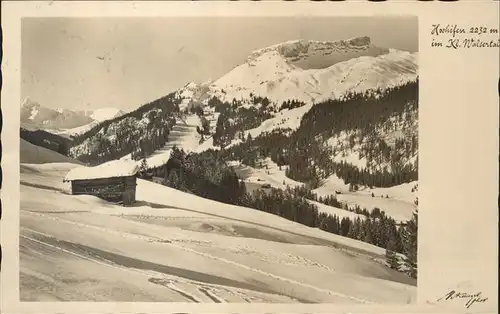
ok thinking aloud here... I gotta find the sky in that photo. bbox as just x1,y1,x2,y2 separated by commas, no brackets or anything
22,16,417,111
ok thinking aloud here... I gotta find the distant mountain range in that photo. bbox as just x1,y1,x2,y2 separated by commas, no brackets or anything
21,97,126,136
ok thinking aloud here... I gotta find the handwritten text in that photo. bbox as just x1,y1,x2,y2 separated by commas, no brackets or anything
430,24,499,50
437,290,488,308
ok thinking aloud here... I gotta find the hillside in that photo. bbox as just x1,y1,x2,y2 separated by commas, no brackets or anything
20,161,416,303
119,114,202,169
217,80,418,188
20,128,73,156
68,93,182,164
20,138,82,165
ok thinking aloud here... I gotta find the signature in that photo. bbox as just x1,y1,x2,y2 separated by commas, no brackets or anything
437,290,488,308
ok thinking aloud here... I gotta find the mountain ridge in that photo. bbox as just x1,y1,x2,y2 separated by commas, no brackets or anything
175,36,417,108
20,97,126,135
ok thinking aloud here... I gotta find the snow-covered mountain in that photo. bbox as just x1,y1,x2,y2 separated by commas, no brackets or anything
83,107,127,123
21,97,94,130
176,36,417,108
170,37,419,185
21,97,126,135
68,36,418,175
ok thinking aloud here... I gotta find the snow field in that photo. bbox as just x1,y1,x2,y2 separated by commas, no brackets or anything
20,162,416,303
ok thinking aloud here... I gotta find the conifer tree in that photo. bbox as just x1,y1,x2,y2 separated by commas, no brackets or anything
401,210,418,278
139,158,149,178
385,239,400,270
200,116,210,135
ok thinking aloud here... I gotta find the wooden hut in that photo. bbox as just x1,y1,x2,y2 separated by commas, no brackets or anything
63,159,139,205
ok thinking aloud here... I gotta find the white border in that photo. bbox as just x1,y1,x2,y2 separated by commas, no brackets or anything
2,1,499,313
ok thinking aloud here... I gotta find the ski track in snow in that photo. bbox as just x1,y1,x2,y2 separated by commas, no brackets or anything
22,232,235,303
120,114,202,169
21,215,372,304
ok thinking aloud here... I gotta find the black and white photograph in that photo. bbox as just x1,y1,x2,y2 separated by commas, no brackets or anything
19,16,419,303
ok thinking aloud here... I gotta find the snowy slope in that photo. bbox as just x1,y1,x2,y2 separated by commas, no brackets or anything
120,114,202,169
230,159,417,222
314,174,351,195
313,176,417,222
20,161,416,303
241,103,314,140
230,158,304,189
336,194,416,223
229,159,366,220
87,108,126,122
20,138,83,165
309,200,366,220
213,48,416,107
49,120,101,137
322,105,418,173
361,181,418,204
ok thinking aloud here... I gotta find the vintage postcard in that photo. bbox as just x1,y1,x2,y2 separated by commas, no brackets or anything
1,1,498,313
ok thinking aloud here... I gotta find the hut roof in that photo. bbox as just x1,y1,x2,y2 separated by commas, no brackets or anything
64,159,139,181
